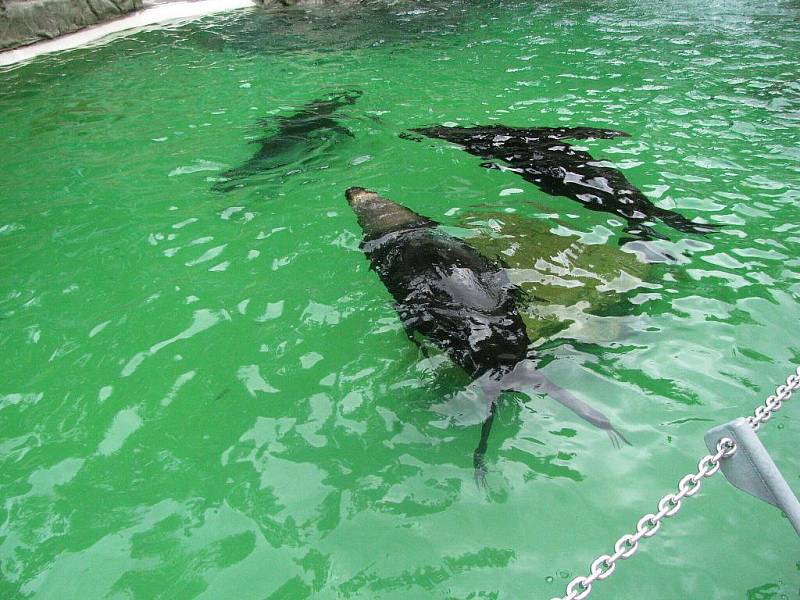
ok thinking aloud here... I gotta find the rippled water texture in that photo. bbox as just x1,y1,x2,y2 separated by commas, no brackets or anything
2,1,800,598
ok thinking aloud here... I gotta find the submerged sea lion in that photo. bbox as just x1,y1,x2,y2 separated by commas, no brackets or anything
345,187,627,484
213,89,362,192
410,125,719,241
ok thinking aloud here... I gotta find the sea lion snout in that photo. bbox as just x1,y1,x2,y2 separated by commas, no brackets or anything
345,186,373,206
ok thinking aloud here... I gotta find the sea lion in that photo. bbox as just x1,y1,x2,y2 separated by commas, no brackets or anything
345,186,627,484
410,125,719,241
213,89,361,192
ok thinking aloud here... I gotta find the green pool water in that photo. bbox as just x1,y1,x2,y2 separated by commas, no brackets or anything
2,1,799,598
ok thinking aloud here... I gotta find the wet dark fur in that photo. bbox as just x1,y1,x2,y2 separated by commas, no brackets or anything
411,125,719,241
346,188,628,486
363,226,531,381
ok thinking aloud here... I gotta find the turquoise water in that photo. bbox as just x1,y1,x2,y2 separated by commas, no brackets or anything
1,1,800,598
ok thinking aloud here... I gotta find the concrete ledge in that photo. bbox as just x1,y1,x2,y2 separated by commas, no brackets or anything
0,0,144,50
0,0,255,67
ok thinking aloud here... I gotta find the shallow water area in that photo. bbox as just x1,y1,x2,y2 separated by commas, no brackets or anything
1,0,800,598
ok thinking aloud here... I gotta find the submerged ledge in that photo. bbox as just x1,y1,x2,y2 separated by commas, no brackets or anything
0,0,256,67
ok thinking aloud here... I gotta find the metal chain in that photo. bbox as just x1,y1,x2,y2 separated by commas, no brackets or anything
552,364,800,600
746,366,800,430
550,437,736,600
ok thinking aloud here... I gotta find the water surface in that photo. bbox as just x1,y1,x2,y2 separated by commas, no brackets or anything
2,1,800,598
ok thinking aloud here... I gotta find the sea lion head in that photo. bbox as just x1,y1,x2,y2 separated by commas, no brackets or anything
345,187,394,233
345,187,435,239
344,186,375,207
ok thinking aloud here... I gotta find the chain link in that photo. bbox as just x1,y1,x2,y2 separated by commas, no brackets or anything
552,364,799,600
746,366,800,430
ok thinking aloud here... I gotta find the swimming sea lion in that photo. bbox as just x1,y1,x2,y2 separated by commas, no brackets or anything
345,186,628,484
213,89,362,192
410,125,719,241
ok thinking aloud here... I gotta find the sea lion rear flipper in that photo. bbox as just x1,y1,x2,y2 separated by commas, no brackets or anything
473,405,496,490
472,379,503,489
513,363,630,446
653,208,722,235
479,161,502,171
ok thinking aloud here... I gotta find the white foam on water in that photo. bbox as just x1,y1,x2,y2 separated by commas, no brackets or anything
0,0,256,67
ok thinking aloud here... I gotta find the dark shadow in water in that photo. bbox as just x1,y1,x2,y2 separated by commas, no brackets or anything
212,89,362,192
409,125,721,243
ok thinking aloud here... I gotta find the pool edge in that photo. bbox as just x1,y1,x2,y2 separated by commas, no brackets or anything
0,0,257,68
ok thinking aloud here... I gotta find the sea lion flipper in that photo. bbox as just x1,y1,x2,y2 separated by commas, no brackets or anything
472,399,497,490
402,324,433,362
652,209,722,235
514,363,630,445
607,427,631,448
473,452,489,490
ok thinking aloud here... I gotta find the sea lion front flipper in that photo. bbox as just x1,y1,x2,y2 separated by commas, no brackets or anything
408,331,433,362
398,310,435,363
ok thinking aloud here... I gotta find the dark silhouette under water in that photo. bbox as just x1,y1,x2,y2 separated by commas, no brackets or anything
345,186,628,486
213,89,362,192
410,125,719,241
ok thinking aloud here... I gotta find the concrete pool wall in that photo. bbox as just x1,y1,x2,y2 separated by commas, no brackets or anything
0,0,259,66
0,0,349,57
0,0,144,50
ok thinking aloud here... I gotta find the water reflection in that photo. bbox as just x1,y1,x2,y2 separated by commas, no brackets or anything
2,0,800,597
